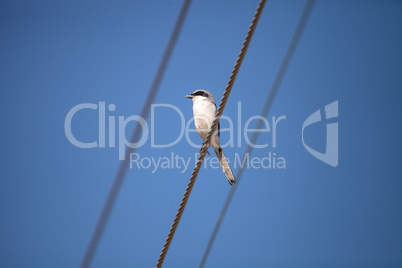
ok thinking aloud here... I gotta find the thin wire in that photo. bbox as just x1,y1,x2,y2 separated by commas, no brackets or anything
198,1,316,267
155,0,267,267
80,1,192,267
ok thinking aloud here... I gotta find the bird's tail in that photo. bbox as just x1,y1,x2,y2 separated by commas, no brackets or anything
215,147,236,185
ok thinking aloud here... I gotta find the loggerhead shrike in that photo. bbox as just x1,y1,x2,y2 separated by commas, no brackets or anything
186,89,236,185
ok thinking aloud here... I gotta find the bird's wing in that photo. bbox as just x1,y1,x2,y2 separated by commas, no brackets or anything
214,103,221,138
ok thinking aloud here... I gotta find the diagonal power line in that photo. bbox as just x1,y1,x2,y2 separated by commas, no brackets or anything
155,0,267,267
198,1,316,267
80,1,192,267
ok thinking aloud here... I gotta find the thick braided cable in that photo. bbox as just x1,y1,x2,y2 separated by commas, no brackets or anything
156,0,266,267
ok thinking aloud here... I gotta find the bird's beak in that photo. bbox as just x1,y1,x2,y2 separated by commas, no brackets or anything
185,94,193,99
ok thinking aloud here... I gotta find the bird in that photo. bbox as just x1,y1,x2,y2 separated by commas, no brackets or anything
186,89,236,185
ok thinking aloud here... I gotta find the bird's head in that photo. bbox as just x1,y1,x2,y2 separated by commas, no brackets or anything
185,89,216,104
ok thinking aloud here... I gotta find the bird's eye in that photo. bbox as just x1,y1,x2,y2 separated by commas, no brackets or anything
194,91,205,97
192,91,209,98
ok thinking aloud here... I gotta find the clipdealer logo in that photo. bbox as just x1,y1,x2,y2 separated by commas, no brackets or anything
302,101,339,167
64,100,339,171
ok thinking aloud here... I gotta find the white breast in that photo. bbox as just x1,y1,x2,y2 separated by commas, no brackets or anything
192,99,219,147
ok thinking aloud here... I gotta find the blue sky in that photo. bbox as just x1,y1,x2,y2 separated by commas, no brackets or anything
1,0,402,267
